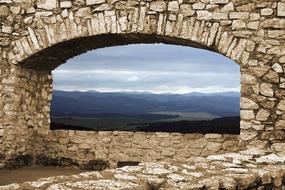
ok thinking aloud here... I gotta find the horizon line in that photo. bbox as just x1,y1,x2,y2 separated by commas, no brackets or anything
53,89,241,95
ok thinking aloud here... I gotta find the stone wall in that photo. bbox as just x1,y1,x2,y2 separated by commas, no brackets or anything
33,130,239,167
4,150,285,190
0,66,52,160
0,0,284,166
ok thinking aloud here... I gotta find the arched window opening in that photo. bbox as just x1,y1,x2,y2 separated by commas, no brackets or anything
51,44,240,134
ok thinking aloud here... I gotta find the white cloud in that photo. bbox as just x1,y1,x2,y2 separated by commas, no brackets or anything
52,44,240,93
127,76,140,82
54,85,240,94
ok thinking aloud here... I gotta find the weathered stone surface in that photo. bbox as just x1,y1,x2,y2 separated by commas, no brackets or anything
248,23,259,32
240,110,255,120
263,70,279,83
35,11,53,17
221,2,234,13
150,1,166,12
277,100,285,111
168,1,179,11
180,4,194,16
272,63,283,73
0,129,4,137
60,1,72,8
0,5,9,16
26,7,35,14
260,83,274,97
277,3,285,17
272,143,285,152
261,8,273,16
212,12,228,20
2,151,285,190
250,66,271,77
37,0,57,10
268,46,285,55
262,19,285,29
0,0,284,175
229,12,249,20
75,7,92,17
280,56,285,63
232,20,246,29
206,142,223,152
256,154,285,164
192,2,205,10
268,30,285,39
86,0,105,5
210,0,228,4
276,120,285,129
197,11,212,20
240,97,259,109
241,74,257,84
256,109,270,121
205,134,222,139
240,131,258,141
1,26,12,34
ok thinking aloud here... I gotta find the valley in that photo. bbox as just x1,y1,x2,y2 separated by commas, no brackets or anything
51,91,240,134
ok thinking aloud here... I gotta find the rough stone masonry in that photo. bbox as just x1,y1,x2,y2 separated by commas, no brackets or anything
3,149,285,189
0,0,284,169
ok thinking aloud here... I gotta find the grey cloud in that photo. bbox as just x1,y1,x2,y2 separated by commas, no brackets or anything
53,44,240,93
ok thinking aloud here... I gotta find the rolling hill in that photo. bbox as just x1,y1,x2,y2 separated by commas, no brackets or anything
51,90,240,118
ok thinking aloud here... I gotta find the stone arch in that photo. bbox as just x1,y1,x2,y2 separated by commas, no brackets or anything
0,0,284,166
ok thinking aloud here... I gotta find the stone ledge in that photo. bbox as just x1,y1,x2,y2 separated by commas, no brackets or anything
2,149,285,189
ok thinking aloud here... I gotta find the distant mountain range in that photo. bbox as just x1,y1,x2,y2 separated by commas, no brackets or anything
51,90,240,118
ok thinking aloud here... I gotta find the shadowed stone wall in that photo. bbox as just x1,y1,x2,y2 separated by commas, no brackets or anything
35,131,239,167
0,0,284,166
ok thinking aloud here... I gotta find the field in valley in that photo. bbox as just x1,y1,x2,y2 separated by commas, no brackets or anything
51,112,240,134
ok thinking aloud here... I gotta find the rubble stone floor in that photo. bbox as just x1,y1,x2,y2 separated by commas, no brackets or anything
1,149,285,190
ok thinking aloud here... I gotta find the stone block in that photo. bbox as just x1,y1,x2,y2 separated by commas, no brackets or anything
275,120,285,130
241,74,257,85
210,0,228,4
150,1,166,12
268,30,285,39
232,20,246,30
260,8,273,16
192,2,205,10
86,0,105,5
272,63,283,73
168,1,179,11
0,5,9,16
240,110,255,120
205,134,222,139
229,12,249,20
260,83,274,97
212,12,228,20
37,0,57,10
277,3,285,17
240,97,259,109
220,2,234,13
256,109,270,121
180,4,194,16
247,21,259,30
75,7,92,17
197,10,212,20
262,19,285,29
162,148,176,157
240,131,258,141
271,143,285,152
60,1,72,8
205,142,222,152
26,7,35,13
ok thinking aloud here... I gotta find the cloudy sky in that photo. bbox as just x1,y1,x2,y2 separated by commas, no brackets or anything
52,44,240,94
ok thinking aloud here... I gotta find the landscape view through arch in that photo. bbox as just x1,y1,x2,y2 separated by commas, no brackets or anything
51,44,241,134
